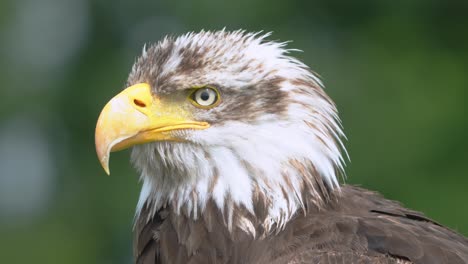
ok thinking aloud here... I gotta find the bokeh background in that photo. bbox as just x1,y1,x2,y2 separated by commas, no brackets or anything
0,0,467,263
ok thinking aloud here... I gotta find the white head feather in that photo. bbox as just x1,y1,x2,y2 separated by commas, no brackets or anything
128,30,347,235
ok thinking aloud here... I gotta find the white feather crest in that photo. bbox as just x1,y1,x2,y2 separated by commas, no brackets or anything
131,30,347,234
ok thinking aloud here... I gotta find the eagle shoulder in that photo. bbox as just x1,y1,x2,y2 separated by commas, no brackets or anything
278,186,468,264
133,186,468,264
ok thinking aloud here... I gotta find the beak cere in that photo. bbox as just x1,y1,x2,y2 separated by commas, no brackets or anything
95,83,209,175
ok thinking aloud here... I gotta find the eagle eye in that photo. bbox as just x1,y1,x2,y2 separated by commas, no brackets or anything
189,87,220,108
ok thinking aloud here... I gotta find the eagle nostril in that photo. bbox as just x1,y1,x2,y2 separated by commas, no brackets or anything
133,99,146,108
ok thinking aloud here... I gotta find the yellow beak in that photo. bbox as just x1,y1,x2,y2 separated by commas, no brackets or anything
95,83,209,175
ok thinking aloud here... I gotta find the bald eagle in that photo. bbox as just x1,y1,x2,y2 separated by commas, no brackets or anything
95,30,468,264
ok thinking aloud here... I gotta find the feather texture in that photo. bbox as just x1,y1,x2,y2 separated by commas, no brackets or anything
134,186,468,264
121,30,468,263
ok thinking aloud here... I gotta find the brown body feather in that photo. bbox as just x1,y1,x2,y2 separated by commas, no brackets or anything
134,185,468,264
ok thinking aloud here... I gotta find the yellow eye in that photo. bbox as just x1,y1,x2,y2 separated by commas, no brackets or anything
190,87,220,108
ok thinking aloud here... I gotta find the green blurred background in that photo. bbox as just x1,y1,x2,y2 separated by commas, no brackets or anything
0,0,467,263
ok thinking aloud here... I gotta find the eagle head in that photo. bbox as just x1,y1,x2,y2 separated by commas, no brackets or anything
95,30,346,234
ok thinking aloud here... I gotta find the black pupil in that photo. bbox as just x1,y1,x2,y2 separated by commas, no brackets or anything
200,90,210,101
